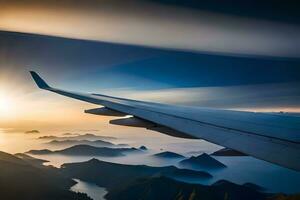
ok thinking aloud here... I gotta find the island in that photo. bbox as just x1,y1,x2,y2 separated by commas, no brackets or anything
152,151,185,159
179,153,226,169
211,148,248,156
38,133,116,141
46,139,127,148
25,130,40,134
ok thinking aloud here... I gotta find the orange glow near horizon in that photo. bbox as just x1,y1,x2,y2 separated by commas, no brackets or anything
0,94,13,114
0,74,299,131
0,88,17,120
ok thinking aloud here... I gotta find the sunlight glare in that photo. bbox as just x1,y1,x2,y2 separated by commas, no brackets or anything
0,94,14,116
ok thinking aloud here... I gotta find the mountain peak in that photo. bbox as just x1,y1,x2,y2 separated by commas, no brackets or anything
180,153,226,169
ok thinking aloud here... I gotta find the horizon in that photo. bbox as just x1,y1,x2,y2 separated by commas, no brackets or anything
0,1,300,199
1,31,300,130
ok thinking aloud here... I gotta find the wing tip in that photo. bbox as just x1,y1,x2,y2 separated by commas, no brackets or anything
30,71,50,89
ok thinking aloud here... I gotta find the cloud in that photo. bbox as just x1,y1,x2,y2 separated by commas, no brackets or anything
0,0,300,57
113,82,300,111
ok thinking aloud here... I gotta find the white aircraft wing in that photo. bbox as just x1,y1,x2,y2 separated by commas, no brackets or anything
30,71,300,171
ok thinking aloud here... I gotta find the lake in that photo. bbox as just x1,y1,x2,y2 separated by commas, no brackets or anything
70,179,107,200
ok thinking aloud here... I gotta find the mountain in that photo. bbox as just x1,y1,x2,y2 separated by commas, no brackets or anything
38,135,57,139
139,146,148,150
62,133,80,136
211,148,248,156
27,145,141,157
153,151,185,159
24,130,40,134
46,139,127,148
38,133,116,140
27,149,52,155
105,176,267,200
61,158,212,190
14,153,49,166
179,153,226,169
0,151,91,200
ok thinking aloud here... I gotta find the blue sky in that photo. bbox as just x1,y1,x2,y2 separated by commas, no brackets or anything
1,31,300,90
0,30,300,114
0,1,300,129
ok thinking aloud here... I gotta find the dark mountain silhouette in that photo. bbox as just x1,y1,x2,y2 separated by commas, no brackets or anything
153,151,185,159
38,135,58,139
62,133,80,136
25,130,40,134
38,133,116,140
46,139,127,148
105,176,267,200
139,146,148,150
179,153,226,169
211,148,248,156
27,149,52,155
0,151,91,200
61,158,212,190
27,145,141,157
14,153,49,166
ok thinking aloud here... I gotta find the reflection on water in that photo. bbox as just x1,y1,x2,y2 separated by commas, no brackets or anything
175,156,300,194
70,179,107,200
211,156,300,194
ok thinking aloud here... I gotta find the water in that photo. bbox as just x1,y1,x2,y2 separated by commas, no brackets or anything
70,179,107,200
1,129,300,194
175,156,300,194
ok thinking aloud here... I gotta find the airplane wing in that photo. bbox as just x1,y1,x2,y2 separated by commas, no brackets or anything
30,71,300,171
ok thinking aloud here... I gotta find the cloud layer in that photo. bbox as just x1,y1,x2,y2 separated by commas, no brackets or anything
120,82,300,111
1,0,300,57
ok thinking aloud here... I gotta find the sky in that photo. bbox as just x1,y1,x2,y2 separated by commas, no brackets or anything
1,0,300,57
0,0,300,130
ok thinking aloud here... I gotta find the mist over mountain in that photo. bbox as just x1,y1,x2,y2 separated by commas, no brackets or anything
211,148,248,156
152,151,185,159
27,145,142,157
179,153,227,170
14,153,49,166
24,130,40,134
38,133,116,141
61,158,212,190
46,139,127,148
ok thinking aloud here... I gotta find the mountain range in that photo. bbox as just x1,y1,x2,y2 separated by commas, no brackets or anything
27,145,142,157
105,176,268,200
152,151,185,159
211,148,248,156
179,153,227,170
61,158,212,190
0,151,91,200
38,133,116,141
46,139,127,148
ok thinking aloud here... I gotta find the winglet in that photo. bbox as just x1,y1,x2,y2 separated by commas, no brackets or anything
30,71,51,89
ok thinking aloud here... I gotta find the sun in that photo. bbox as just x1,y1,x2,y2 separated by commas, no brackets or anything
0,94,14,116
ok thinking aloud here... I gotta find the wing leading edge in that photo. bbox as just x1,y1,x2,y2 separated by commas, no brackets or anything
30,71,300,171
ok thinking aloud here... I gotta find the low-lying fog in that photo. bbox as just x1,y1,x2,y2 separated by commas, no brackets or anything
0,128,299,194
